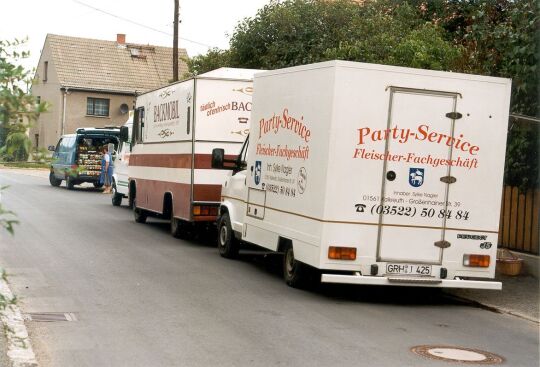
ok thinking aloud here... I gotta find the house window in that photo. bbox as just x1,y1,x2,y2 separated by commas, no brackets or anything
43,61,48,82
87,98,110,117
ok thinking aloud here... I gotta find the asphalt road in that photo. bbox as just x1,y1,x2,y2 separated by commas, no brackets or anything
0,169,538,367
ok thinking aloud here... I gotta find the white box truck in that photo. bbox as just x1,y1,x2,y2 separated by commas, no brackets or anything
129,68,258,236
212,61,511,289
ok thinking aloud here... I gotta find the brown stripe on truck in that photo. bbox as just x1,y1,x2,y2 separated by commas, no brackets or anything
130,153,236,169
133,178,222,221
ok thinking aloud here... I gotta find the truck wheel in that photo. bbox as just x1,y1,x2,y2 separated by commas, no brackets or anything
128,192,134,209
133,197,147,223
283,245,308,288
111,183,122,206
170,213,183,238
49,172,61,187
66,176,75,190
93,182,104,188
217,213,239,259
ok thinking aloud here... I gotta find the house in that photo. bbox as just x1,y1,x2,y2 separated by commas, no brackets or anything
31,33,188,149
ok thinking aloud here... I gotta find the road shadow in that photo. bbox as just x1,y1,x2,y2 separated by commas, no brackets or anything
117,217,473,309
46,183,104,193
236,251,467,307
142,219,218,248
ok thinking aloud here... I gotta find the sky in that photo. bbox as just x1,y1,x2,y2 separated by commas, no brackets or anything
1,0,270,72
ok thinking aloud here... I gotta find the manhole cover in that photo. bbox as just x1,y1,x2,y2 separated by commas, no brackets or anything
24,312,77,322
411,345,504,364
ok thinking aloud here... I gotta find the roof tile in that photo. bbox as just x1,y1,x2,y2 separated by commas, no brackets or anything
47,34,188,94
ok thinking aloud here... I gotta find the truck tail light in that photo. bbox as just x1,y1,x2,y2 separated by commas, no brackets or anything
328,246,356,260
463,254,490,267
193,205,218,216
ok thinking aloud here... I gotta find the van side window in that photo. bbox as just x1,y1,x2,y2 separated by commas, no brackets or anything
53,139,61,154
57,138,68,164
236,136,249,172
67,137,76,163
241,139,249,163
133,107,145,144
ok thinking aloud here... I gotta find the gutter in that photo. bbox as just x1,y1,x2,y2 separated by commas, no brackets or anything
60,86,138,96
61,87,69,135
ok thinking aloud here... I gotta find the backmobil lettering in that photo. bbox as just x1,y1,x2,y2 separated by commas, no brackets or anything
154,100,180,123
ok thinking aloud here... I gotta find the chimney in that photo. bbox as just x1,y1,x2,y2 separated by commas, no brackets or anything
117,34,126,45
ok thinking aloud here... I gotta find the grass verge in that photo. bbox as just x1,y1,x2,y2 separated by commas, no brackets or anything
0,162,50,169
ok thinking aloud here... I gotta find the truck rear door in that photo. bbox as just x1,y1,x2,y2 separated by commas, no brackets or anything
377,87,460,266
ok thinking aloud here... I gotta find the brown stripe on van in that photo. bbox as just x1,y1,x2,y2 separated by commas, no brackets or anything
129,154,237,169
130,154,192,168
134,178,191,219
193,184,222,201
133,179,222,221
194,154,237,169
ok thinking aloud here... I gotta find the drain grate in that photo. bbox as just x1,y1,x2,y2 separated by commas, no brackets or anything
411,345,504,364
24,312,77,322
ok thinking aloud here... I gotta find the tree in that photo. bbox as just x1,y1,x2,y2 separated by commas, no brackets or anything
0,38,48,161
504,122,539,191
415,0,539,190
1,125,32,161
189,0,461,73
185,48,231,77
416,0,539,117
188,0,538,189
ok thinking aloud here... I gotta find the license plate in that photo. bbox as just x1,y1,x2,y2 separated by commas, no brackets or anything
386,264,432,276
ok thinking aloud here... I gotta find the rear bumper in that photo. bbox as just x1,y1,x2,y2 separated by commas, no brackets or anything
321,274,502,290
76,175,100,181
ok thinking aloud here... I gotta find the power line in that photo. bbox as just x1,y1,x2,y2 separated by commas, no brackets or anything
71,0,214,48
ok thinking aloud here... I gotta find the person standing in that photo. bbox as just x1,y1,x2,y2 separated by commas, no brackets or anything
100,146,113,193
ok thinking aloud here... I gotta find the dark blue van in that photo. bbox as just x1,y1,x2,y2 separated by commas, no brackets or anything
48,127,120,189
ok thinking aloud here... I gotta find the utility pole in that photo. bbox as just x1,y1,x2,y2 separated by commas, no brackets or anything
173,0,179,82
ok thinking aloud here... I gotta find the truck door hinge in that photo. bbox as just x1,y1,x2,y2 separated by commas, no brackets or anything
435,240,451,249
440,176,457,184
445,112,463,120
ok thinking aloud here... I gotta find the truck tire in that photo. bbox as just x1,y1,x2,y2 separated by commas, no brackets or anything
217,213,239,259
111,182,122,206
283,245,309,288
66,176,75,190
133,197,148,223
93,182,104,188
49,172,61,187
170,213,183,238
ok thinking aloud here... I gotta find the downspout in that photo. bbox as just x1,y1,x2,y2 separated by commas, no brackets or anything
61,88,69,135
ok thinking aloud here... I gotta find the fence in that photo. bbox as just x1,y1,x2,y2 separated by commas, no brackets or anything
498,186,540,255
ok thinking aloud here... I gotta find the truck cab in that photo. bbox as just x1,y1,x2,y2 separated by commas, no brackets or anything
111,116,133,206
212,138,250,251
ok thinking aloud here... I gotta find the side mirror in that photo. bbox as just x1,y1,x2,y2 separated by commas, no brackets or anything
48,145,56,152
119,126,129,142
211,148,225,169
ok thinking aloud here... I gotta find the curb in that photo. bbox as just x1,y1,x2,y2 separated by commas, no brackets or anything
444,293,539,324
0,276,38,367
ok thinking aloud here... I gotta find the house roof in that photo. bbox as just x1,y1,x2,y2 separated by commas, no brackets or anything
45,34,188,95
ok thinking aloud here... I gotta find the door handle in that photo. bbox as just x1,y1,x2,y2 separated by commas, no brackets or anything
435,240,451,248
